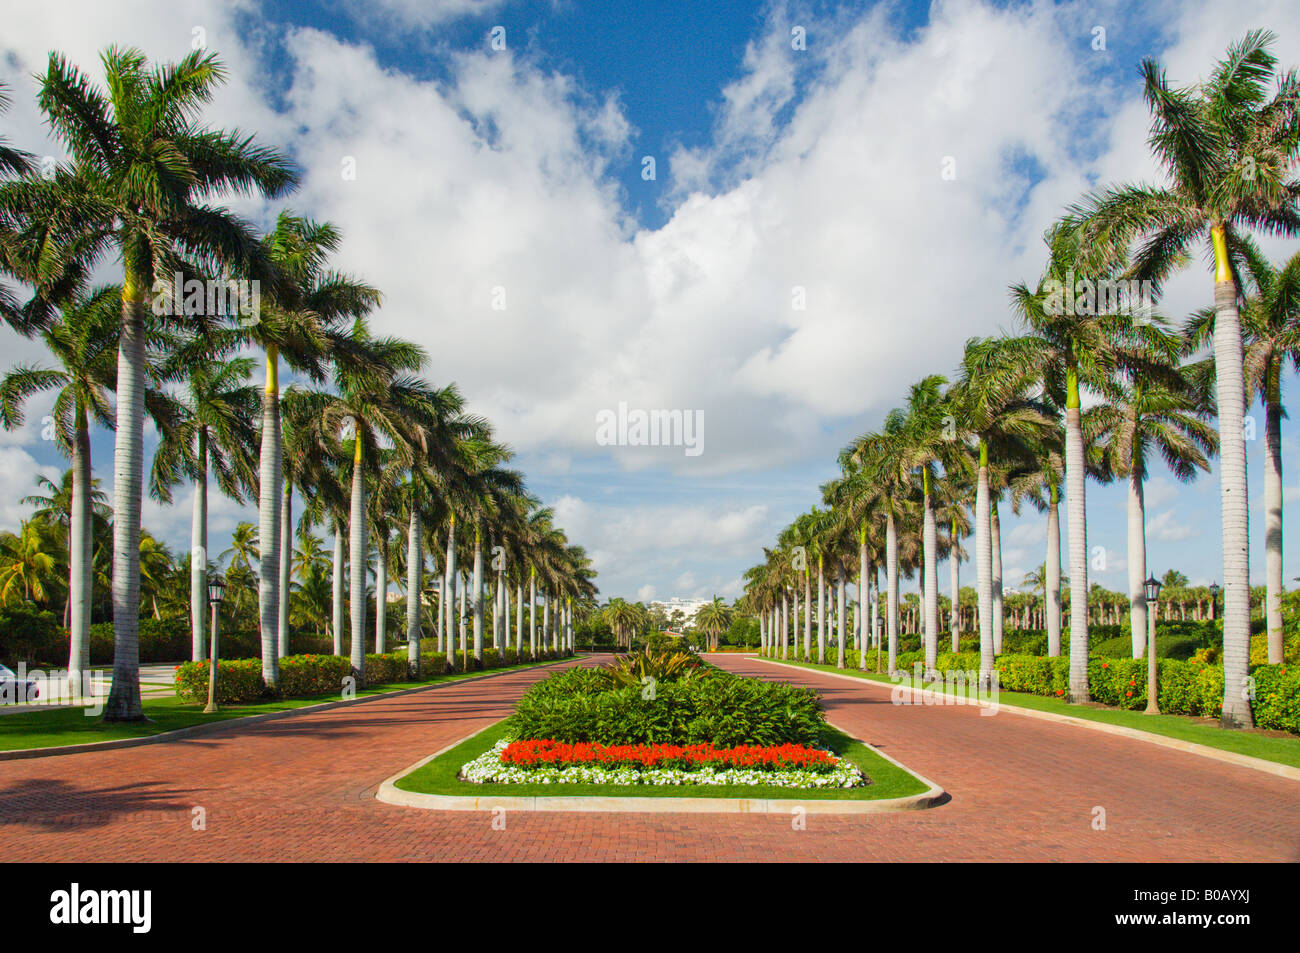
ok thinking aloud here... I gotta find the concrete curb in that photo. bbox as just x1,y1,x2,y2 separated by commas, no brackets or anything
0,657,578,762
755,657,1300,783
374,721,946,815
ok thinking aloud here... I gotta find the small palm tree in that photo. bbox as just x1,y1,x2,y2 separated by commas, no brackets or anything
0,520,61,606
695,597,731,652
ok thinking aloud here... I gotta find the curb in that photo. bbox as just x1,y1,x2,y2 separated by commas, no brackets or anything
373,721,946,815
0,657,579,762
754,657,1300,783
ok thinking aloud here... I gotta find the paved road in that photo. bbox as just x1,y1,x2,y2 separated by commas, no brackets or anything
1,654,1296,861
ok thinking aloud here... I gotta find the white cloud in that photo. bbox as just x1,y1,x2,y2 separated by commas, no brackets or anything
1147,508,1199,542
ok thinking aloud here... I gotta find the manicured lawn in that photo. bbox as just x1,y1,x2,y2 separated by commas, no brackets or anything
394,718,930,801
765,657,1300,769
0,658,572,752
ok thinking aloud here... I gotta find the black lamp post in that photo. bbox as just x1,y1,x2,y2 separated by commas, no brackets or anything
1208,581,1220,622
204,574,226,714
1143,574,1162,714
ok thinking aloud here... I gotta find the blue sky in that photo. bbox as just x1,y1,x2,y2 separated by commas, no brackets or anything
3,0,1300,605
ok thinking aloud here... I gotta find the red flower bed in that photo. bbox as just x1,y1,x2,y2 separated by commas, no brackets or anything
500,739,836,772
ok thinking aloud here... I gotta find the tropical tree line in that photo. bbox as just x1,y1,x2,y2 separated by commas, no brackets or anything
0,47,595,720
741,31,1300,730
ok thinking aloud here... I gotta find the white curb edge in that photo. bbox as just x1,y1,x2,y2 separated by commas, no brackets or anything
373,721,946,815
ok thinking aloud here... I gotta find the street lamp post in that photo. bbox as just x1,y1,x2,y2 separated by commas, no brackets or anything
203,574,226,714
1144,574,1162,714
1208,581,1220,622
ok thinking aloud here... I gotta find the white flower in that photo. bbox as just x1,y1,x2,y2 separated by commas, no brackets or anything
457,739,868,789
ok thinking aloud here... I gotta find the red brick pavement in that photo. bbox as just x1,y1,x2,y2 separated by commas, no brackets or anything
1,654,1296,862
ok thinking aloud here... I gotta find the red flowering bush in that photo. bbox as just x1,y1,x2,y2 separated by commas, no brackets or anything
499,739,837,772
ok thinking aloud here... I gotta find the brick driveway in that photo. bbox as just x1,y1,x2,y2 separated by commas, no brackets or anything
2,654,1297,861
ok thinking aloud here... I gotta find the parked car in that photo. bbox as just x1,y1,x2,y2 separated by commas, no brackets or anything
0,662,38,703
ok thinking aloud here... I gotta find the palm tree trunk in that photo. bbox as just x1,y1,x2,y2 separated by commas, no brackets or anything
104,289,147,722
1210,233,1254,727
1127,468,1148,658
886,509,899,673
774,590,785,657
257,347,281,688
189,429,207,663
976,447,993,682
515,581,524,653
1046,481,1062,657
803,571,811,660
471,525,483,661
836,566,847,669
332,519,344,656
542,588,550,653
348,438,367,681
444,520,457,666
458,571,467,654
277,481,292,658
858,532,868,662
374,532,387,654
991,499,1004,654
950,517,961,652
817,559,826,664
1065,372,1091,703
406,509,422,674
1264,384,1284,663
529,568,537,657
923,476,939,672
69,402,93,697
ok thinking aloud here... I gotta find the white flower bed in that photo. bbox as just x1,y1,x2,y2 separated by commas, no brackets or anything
460,739,868,789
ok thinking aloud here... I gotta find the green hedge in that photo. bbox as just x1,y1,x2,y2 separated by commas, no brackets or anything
174,658,267,704
174,647,571,705
505,667,825,746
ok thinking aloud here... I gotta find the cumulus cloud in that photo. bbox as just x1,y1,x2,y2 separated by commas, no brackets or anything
3,0,1300,600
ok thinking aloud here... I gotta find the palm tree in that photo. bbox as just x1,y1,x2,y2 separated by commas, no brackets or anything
221,522,260,580
1,285,121,689
252,213,381,687
602,597,641,650
150,331,258,659
1077,32,1300,727
1,48,299,720
898,374,968,673
276,386,336,657
695,597,731,652
1088,337,1217,657
322,325,432,683
949,336,1056,681
0,520,61,606
1190,241,1300,662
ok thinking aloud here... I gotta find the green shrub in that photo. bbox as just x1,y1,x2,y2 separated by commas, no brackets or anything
1250,664,1300,732
416,652,449,678
173,658,265,704
277,654,351,697
0,604,65,665
506,667,824,746
363,652,409,684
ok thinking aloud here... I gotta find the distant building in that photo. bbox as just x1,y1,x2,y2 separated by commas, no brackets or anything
648,597,711,625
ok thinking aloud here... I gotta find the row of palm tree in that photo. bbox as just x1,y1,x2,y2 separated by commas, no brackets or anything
0,48,595,720
741,31,1300,729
